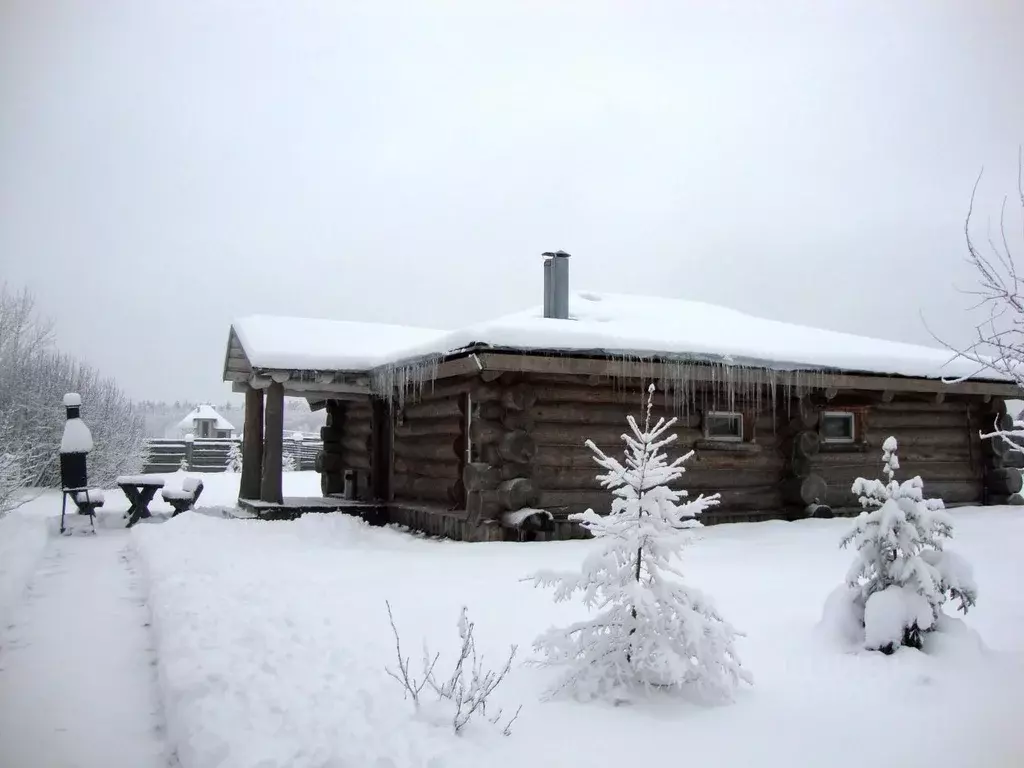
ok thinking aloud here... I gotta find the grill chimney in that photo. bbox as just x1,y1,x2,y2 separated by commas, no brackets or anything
542,250,570,319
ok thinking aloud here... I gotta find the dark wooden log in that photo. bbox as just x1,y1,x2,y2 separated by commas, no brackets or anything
402,398,462,421
528,403,634,426
463,462,503,491
497,477,539,510
787,430,820,461
465,489,503,524
497,430,537,464
260,382,284,504
987,493,1024,506
391,438,460,462
501,410,535,431
313,450,325,473
240,387,264,502
392,474,456,503
478,401,505,421
867,411,971,430
340,451,370,471
394,419,460,439
999,450,1024,469
500,462,533,480
693,439,762,454
394,457,460,479
787,396,819,429
814,461,980,484
320,452,345,473
533,465,782,491
469,419,505,446
321,470,345,496
781,473,827,506
480,443,501,466
531,422,700,448
342,435,371,455
986,467,1023,495
536,487,778,515
502,383,538,411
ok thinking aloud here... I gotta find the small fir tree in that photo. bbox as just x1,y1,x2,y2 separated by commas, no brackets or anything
839,436,978,653
528,383,752,702
282,454,296,472
225,441,243,473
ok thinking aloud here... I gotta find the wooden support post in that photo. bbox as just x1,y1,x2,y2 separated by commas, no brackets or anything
261,382,284,504
240,387,264,502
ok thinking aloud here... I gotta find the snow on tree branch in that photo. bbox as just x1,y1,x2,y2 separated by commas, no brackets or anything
832,437,978,654
527,383,752,703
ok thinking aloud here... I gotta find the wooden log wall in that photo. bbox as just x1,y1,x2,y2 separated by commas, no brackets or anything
316,399,373,499
808,394,994,512
521,374,784,528
391,379,468,507
462,375,545,531
778,394,828,515
972,398,1023,505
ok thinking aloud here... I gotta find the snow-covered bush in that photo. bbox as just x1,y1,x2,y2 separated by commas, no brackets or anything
384,601,520,735
282,454,296,472
178,456,188,472
836,436,978,654
528,383,751,702
225,441,243,473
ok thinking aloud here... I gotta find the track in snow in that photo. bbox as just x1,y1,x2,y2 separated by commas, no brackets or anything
0,522,170,767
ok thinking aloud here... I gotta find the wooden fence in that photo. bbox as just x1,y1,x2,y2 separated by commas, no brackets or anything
143,436,321,474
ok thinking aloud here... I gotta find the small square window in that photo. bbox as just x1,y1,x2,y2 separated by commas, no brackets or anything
821,412,855,443
705,411,743,441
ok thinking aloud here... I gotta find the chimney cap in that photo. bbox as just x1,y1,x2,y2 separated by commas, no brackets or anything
542,250,571,259
63,393,82,407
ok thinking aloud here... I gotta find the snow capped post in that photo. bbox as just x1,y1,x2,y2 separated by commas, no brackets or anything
541,250,570,319
59,393,94,490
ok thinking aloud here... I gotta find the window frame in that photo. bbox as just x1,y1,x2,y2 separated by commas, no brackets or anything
704,411,744,442
820,410,856,444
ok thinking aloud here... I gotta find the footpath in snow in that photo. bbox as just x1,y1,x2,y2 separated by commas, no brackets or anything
0,510,168,768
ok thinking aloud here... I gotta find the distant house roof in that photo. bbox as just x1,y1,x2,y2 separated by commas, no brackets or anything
177,404,235,433
226,291,1002,384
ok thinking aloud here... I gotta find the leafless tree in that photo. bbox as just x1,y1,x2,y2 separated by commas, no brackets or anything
934,151,1024,449
0,285,145,514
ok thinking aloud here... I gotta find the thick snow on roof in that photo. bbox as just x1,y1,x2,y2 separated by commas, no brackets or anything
232,315,446,371
177,404,235,433
387,291,994,381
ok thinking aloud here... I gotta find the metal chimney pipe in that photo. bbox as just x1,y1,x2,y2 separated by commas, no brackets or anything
542,250,571,319
543,257,553,318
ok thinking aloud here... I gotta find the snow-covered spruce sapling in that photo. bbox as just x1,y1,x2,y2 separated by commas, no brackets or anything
225,441,243,473
528,383,752,702
839,436,977,654
282,454,296,472
385,601,521,735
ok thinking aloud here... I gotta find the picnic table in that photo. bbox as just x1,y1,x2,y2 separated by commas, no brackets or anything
116,475,165,528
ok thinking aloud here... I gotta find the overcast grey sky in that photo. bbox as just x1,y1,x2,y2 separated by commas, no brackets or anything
2,1,1022,403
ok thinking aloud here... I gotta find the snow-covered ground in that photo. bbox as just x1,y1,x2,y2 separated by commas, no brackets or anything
2,471,1023,767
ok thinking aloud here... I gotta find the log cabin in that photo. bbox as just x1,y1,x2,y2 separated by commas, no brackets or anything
222,252,1022,540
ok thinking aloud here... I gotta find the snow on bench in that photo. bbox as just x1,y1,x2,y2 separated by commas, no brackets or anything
161,478,204,516
73,490,105,505
116,475,165,487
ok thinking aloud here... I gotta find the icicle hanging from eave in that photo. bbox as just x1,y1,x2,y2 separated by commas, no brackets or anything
369,353,443,410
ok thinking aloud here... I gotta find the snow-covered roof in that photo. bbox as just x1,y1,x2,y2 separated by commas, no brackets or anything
231,315,446,371
177,404,235,433
387,291,999,381
227,291,1006,383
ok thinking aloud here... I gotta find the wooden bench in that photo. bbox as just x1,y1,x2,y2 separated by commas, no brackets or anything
161,478,204,516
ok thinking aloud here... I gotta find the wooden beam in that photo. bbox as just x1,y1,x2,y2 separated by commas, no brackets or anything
472,352,1021,398
306,399,327,412
281,380,371,397
240,387,264,503
260,382,284,504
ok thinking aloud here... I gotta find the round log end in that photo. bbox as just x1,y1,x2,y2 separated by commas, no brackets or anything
497,477,539,510
783,474,827,506
463,462,502,492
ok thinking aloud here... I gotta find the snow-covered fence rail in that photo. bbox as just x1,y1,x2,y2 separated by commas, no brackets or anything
143,437,321,473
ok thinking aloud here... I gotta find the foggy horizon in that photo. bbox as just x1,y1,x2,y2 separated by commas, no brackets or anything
2,1,1023,404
